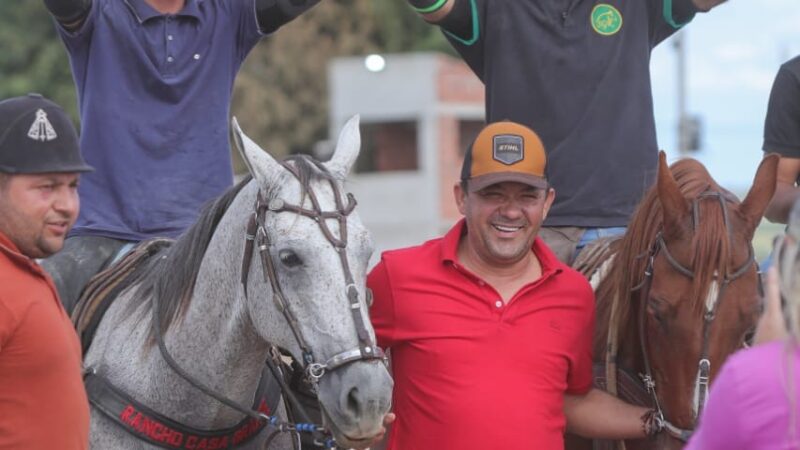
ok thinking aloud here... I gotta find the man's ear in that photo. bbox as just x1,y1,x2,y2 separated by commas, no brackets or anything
542,187,556,221
454,182,467,216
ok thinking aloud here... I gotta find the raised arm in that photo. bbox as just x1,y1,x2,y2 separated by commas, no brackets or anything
763,61,800,223
408,0,455,22
43,0,91,29
765,156,800,223
564,389,653,440
255,0,321,34
691,0,727,12
405,0,473,40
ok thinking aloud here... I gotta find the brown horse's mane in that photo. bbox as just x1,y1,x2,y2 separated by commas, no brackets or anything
594,158,739,357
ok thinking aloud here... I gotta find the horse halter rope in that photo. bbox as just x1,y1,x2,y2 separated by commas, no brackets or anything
149,160,385,449
636,190,759,442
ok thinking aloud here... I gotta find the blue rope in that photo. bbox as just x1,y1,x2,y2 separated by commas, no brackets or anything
258,413,337,448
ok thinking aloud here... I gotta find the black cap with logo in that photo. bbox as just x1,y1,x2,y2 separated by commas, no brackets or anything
0,93,93,174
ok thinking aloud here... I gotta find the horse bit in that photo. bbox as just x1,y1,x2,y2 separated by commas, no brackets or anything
635,190,760,442
152,158,386,449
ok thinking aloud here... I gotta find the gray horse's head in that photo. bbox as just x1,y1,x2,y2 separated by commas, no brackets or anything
232,116,392,446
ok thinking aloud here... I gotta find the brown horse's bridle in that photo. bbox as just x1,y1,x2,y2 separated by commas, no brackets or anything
635,190,759,442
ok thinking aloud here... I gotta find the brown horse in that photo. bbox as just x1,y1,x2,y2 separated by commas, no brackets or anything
567,152,778,450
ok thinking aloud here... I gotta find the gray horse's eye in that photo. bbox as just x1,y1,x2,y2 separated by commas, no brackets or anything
278,250,303,268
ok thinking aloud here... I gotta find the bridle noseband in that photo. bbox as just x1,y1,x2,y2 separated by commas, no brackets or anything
635,190,759,442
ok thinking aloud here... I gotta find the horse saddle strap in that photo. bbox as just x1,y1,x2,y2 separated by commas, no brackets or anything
85,365,282,449
592,363,651,407
573,235,622,281
72,238,173,354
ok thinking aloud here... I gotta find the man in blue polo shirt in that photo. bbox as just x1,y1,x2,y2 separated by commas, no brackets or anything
405,0,729,264
40,0,321,311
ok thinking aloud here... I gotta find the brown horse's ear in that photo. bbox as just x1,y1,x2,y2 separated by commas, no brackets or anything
739,153,779,230
657,151,690,235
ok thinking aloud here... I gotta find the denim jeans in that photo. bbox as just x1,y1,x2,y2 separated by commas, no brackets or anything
40,236,134,314
577,227,627,253
539,226,627,265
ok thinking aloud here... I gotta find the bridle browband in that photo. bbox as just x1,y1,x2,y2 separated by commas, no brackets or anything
635,190,759,442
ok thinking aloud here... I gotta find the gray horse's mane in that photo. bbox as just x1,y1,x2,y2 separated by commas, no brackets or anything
127,154,339,345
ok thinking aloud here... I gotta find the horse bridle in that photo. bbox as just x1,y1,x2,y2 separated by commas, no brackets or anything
150,160,385,449
635,190,759,442
240,160,386,383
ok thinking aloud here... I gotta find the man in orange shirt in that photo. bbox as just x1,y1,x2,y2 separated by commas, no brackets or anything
0,94,92,449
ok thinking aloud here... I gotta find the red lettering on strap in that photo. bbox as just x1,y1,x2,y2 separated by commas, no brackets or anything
120,406,184,448
116,399,269,449
170,430,184,447
185,436,198,449
130,412,142,430
120,405,135,423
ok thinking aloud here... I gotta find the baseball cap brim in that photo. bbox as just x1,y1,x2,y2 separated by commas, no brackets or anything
0,161,94,174
468,172,548,193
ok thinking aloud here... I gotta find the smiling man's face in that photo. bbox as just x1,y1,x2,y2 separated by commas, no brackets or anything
455,181,554,268
0,172,80,258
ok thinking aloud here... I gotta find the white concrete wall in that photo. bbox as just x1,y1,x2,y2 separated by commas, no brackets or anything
329,53,440,125
329,53,483,266
345,170,442,265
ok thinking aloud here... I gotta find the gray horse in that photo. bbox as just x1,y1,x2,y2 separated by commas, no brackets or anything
82,116,393,449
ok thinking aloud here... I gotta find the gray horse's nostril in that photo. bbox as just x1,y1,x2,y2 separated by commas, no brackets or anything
344,386,362,418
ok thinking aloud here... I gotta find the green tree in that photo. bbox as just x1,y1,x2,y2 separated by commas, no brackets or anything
232,0,451,168
0,3,76,120
371,0,452,53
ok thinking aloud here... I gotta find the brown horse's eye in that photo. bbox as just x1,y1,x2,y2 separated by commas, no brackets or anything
650,308,664,324
647,298,668,324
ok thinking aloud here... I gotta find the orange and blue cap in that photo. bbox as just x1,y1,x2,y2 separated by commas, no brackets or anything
460,121,547,192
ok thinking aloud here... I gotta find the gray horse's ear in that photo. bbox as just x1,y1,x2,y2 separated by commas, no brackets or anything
324,115,361,179
231,117,283,187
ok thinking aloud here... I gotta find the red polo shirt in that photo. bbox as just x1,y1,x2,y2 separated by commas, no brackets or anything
368,220,594,450
0,231,89,449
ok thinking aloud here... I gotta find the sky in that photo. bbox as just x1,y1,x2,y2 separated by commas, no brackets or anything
651,0,800,192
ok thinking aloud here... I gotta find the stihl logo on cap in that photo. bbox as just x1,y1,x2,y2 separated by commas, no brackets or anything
492,134,524,165
27,109,58,142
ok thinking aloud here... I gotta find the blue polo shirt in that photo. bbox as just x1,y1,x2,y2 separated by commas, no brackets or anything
56,0,263,240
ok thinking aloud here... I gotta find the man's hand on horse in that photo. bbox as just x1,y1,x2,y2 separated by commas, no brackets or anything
346,413,395,450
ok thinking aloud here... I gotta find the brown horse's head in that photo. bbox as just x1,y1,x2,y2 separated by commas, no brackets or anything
596,152,778,448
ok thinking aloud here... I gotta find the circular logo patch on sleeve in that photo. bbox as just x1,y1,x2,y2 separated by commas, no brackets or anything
591,4,623,36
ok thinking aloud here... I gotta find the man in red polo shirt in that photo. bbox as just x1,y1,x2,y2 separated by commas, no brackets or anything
369,121,658,449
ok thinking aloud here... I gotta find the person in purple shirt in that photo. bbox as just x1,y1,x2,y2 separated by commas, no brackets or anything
39,0,321,312
686,204,800,450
